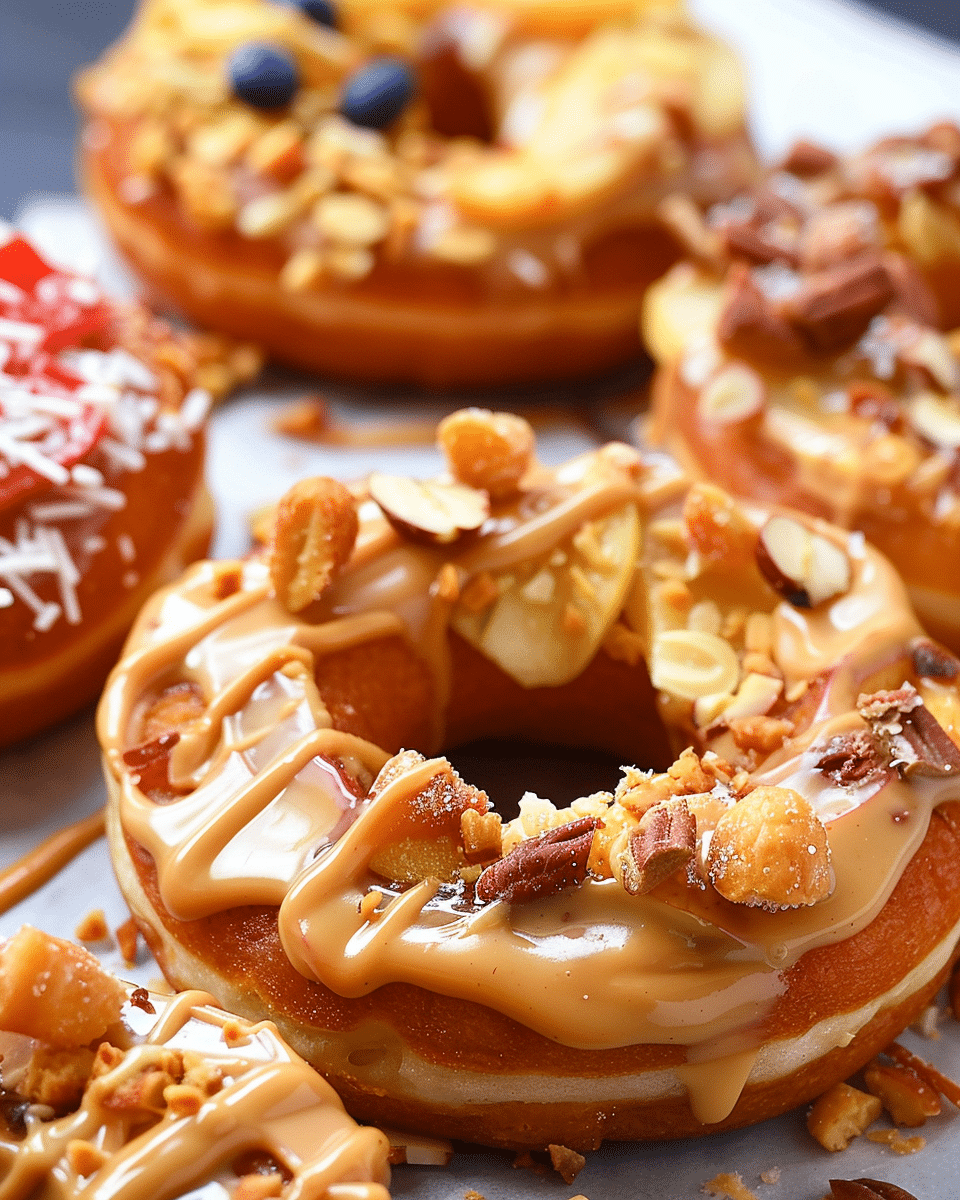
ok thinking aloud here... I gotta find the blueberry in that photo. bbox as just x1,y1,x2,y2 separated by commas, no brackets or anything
292,0,338,27
229,42,299,110
340,58,415,130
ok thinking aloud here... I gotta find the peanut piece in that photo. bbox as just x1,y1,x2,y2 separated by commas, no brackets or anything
269,477,358,613
437,408,536,500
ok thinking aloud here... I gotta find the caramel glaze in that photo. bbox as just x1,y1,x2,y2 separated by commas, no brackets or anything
77,0,757,385
0,811,105,916
99,445,960,1144
0,986,390,1199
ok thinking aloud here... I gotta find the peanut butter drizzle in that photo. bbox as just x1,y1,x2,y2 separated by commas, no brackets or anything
0,811,105,916
0,988,390,1199
99,447,960,1125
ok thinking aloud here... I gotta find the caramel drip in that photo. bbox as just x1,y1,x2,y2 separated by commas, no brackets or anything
100,446,960,1126
0,989,391,1199
0,811,105,916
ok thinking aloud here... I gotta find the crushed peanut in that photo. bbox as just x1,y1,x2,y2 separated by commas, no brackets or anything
807,1082,882,1151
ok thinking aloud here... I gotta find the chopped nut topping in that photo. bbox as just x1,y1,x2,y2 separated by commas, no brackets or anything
807,1082,882,1151
547,1143,585,1184
786,254,894,353
75,909,110,943
66,1139,107,1178
650,629,740,701
864,1058,941,1126
460,809,503,865
697,363,766,424
912,638,960,680
857,684,960,778
864,1129,926,1155
728,714,794,755
269,476,358,613
707,786,832,909
816,731,886,787
313,192,390,248
702,1174,759,1200
718,264,805,365
369,473,489,545
437,408,535,500
756,515,851,608
683,483,758,567
476,818,597,905
616,797,695,896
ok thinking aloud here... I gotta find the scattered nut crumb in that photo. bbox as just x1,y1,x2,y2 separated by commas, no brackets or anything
548,1143,585,1183
115,918,140,966
702,1171,759,1200
807,1082,882,1151
865,1128,926,1154
74,910,110,943
759,1167,781,1184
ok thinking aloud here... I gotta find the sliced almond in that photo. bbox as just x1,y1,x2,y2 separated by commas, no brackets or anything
756,515,851,608
907,392,960,449
711,672,783,725
650,629,740,701
368,473,489,545
451,502,640,688
697,363,767,424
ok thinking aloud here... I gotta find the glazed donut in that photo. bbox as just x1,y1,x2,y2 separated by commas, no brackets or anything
642,162,960,652
0,925,391,1198
98,410,960,1151
0,226,255,748
776,125,960,331
75,0,756,387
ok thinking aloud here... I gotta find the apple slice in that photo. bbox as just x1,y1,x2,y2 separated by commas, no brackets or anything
452,501,641,688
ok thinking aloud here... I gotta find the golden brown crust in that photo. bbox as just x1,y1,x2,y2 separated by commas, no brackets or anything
83,136,683,387
119,799,960,1148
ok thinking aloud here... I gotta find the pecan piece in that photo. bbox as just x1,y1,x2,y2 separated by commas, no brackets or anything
475,817,597,905
829,1182,918,1200
786,253,894,353
618,798,695,896
816,730,886,787
782,139,839,177
717,265,805,365
857,684,960,778
912,637,960,680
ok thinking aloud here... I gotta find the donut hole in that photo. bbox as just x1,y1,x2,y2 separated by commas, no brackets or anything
447,738,625,821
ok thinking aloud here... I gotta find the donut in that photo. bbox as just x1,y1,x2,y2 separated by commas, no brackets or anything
0,925,391,1198
98,410,960,1151
75,0,757,387
776,125,960,330
641,161,960,652
0,226,255,748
